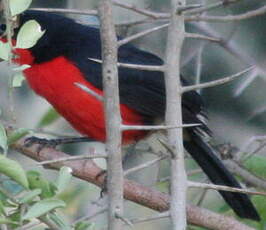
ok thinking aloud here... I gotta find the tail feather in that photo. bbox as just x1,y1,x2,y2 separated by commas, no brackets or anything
184,130,260,221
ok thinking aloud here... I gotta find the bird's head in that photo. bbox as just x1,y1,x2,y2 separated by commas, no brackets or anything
0,10,91,65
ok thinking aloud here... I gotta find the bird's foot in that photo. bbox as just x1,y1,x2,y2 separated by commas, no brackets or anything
24,137,62,153
96,170,107,197
24,136,93,152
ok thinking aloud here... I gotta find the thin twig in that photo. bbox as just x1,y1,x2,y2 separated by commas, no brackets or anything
233,61,259,97
239,135,266,160
124,155,168,177
186,5,266,22
188,181,266,196
160,168,203,183
182,66,254,93
35,152,108,165
121,123,201,131
224,159,266,190
239,135,266,162
30,7,98,15
185,32,220,42
114,212,133,227
88,58,164,71
196,189,208,207
31,3,266,24
115,18,166,27
192,22,263,96
195,43,204,93
75,82,104,101
118,23,169,46
176,4,202,14
73,206,107,224
184,0,241,15
112,0,168,19
130,212,169,224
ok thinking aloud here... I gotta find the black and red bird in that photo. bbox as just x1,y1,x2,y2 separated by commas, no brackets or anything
1,10,260,220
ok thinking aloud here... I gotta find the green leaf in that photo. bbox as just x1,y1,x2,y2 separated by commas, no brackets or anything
75,222,95,230
7,128,30,146
2,179,24,195
22,198,66,220
9,0,32,16
8,211,21,228
16,20,45,49
12,65,31,88
0,41,11,61
0,200,5,215
49,212,71,230
37,107,60,127
13,64,31,72
0,155,29,188
12,72,25,87
0,218,18,225
0,123,7,154
18,189,41,204
252,195,266,221
243,155,266,179
27,171,57,198
56,167,72,194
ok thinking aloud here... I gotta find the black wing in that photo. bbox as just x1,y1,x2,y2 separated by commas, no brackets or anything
66,27,204,125
22,11,204,125
20,11,204,125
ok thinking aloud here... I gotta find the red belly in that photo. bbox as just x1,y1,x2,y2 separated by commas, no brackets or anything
15,50,147,144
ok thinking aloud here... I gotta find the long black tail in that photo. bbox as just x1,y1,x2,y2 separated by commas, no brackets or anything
184,130,260,221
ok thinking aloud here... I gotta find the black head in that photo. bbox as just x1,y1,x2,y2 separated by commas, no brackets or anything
0,23,6,36
14,10,101,63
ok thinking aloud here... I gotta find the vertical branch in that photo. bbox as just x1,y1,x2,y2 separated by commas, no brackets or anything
164,0,187,230
2,0,16,122
194,0,206,93
2,0,13,60
98,1,123,230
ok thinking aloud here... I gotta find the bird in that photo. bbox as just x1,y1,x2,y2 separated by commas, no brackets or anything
1,10,260,220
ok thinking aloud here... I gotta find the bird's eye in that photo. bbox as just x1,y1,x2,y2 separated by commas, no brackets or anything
0,24,6,30
0,24,6,35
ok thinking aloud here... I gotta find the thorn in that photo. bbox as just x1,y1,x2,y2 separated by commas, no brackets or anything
176,4,202,14
115,212,134,227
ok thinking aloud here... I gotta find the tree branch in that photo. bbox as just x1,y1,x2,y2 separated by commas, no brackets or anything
188,181,266,196
182,66,253,93
164,0,187,229
187,5,266,22
224,159,266,190
30,7,98,15
98,1,123,230
88,58,164,71
10,138,254,230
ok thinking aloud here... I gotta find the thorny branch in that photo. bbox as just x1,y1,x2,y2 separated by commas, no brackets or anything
164,0,186,229
30,1,266,23
9,137,255,230
98,1,124,230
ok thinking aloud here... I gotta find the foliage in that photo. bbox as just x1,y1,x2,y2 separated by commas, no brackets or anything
0,0,266,229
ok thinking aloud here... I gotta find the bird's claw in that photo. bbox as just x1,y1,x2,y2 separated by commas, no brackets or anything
24,136,60,152
96,170,107,197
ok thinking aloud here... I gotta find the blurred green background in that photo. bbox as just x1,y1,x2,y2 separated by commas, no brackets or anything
1,0,266,229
